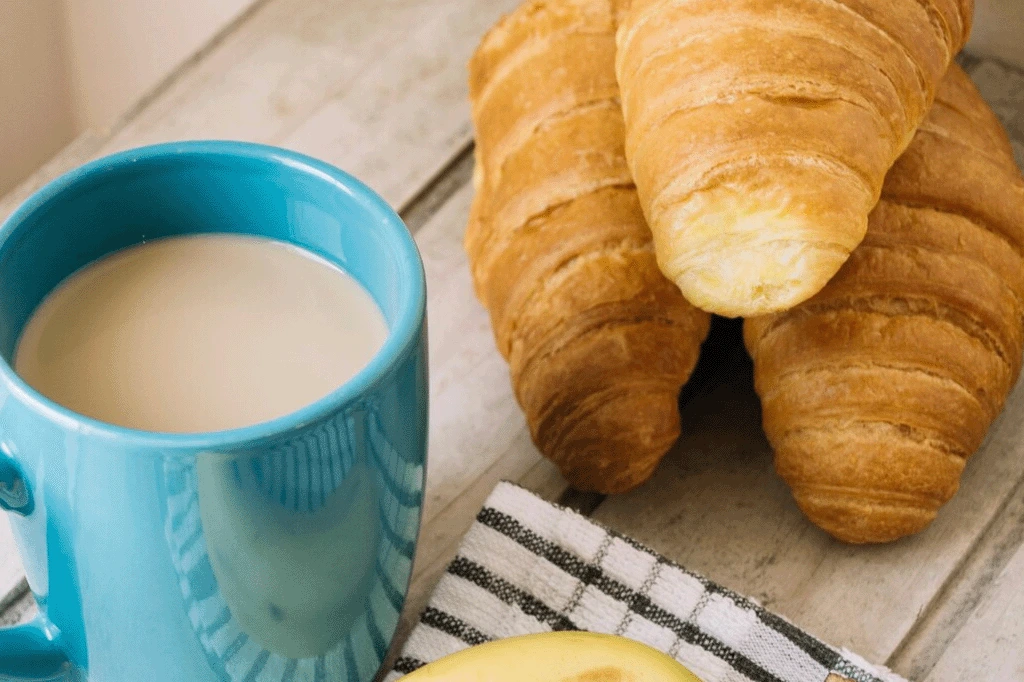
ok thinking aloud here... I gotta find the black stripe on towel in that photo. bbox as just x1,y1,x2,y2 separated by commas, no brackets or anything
392,656,428,675
479,505,844,669
447,556,579,632
755,608,841,671
626,592,785,682
605,524,846,673
474,507,786,682
421,606,492,647
830,659,889,682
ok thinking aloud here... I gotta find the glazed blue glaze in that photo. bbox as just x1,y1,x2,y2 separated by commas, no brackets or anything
0,142,428,682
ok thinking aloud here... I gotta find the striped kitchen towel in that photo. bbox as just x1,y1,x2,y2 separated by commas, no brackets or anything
386,482,906,682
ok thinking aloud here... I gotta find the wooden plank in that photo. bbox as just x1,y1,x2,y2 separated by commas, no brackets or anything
2,0,522,221
922,530,1024,681
2,5,1020,675
0,131,107,224
91,0,521,212
887,476,1024,680
0,586,34,628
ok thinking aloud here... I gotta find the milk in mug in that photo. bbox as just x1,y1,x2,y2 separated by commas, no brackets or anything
14,233,388,433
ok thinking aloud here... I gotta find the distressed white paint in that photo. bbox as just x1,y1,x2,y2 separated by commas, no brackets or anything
923,538,1024,681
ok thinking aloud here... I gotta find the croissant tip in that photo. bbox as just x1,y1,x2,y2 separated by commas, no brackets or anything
792,487,940,544
548,425,677,494
538,387,685,495
559,461,657,495
671,241,851,318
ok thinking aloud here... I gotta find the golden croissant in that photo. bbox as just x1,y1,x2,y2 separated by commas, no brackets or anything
616,0,974,316
746,65,1024,543
466,0,711,493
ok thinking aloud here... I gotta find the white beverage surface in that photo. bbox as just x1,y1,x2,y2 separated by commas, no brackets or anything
14,234,388,433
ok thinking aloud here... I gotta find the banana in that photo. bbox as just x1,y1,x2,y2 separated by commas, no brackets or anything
401,631,702,681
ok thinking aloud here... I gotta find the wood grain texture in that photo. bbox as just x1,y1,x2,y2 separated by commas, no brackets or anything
0,131,107,224
90,0,522,211
887,476,1024,679
922,533,1024,681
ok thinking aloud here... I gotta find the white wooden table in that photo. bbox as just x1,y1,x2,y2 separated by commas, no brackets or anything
2,2,1023,679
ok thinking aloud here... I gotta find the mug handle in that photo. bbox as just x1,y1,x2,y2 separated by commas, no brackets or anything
0,453,71,681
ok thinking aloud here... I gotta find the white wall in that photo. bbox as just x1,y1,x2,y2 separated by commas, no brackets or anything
0,0,256,196
62,0,256,130
0,1,76,196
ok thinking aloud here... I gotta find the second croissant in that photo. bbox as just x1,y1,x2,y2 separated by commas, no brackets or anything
466,0,711,493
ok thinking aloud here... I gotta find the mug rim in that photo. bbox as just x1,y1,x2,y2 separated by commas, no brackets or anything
0,140,426,450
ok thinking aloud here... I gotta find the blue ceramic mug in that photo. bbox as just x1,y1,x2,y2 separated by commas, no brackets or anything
0,142,428,681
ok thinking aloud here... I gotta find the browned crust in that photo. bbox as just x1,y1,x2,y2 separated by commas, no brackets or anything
745,64,1024,543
